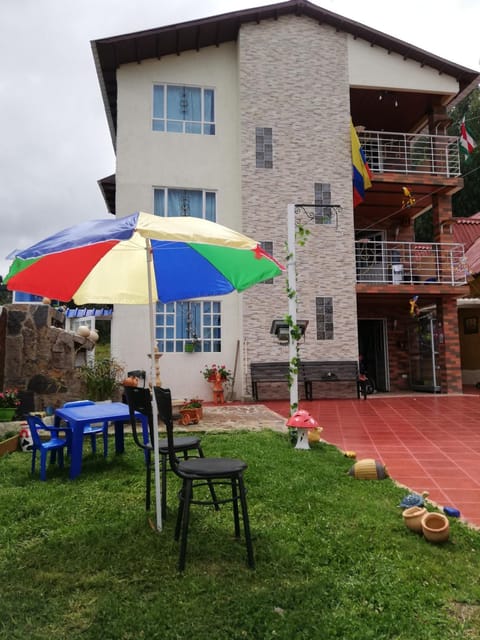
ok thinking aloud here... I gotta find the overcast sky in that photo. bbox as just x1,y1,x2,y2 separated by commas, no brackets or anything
1,0,479,277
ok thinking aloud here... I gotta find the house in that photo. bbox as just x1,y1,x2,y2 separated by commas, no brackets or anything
91,0,480,399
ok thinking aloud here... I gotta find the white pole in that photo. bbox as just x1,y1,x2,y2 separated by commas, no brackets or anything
287,204,298,414
146,238,163,532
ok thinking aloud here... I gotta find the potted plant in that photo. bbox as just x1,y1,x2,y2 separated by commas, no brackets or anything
78,358,125,401
0,389,20,422
185,335,201,353
201,364,232,384
178,398,203,425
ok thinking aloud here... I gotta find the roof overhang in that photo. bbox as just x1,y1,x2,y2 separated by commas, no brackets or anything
91,0,480,145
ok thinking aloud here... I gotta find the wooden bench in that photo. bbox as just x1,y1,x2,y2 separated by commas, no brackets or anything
301,360,364,400
250,360,364,401
250,362,303,401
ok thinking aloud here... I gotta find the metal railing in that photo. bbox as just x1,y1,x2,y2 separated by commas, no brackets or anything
357,130,461,177
355,240,467,285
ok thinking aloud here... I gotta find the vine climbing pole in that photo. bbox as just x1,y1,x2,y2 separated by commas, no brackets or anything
287,204,299,415
286,203,342,416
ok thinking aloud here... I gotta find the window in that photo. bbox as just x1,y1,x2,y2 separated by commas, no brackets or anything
153,84,215,135
314,183,332,224
260,241,274,283
154,188,216,221
156,300,222,353
316,296,334,340
256,127,273,168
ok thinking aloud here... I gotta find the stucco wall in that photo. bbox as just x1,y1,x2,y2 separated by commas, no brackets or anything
113,44,243,400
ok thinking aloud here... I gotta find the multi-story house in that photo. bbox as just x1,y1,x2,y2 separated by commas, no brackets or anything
92,0,480,400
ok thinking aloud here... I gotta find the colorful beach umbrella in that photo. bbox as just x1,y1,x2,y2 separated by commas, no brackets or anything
5,211,285,530
5,211,284,303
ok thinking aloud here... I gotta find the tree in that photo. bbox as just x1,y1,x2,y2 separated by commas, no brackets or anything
450,87,480,217
0,276,12,305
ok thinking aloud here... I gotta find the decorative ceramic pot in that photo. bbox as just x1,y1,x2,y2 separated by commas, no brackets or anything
0,408,16,422
402,506,427,533
77,325,91,337
422,512,450,543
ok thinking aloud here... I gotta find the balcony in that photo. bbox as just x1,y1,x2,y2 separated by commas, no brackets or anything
355,241,467,286
357,130,460,178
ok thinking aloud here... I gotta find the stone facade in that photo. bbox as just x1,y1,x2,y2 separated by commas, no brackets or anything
239,16,357,393
0,304,95,412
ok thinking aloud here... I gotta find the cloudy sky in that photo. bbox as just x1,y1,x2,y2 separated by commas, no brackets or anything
1,0,479,277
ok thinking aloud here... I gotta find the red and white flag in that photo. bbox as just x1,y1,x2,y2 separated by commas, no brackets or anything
460,116,477,156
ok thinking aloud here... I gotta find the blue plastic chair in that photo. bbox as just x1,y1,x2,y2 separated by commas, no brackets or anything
27,415,69,481
62,400,109,457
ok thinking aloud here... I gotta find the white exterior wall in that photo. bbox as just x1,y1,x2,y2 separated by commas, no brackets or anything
348,36,459,95
113,44,242,400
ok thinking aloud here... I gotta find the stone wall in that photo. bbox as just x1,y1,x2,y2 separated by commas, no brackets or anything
0,303,95,412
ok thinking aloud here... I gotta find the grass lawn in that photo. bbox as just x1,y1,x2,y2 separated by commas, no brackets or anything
1,430,480,639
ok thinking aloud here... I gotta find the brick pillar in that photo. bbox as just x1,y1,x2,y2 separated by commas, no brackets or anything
437,296,462,394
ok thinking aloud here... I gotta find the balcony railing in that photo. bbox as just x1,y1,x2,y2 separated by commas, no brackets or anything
355,241,467,286
357,130,460,177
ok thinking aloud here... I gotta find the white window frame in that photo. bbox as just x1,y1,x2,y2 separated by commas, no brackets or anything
152,84,215,135
155,300,222,353
153,187,216,221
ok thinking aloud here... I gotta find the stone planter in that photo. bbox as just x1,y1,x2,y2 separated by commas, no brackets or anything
0,435,20,456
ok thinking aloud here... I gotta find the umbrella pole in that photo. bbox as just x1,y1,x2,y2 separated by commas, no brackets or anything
147,239,163,532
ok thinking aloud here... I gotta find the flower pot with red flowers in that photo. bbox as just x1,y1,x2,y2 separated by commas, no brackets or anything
201,364,232,403
0,389,20,422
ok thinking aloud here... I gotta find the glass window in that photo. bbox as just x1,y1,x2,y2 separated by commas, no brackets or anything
314,183,333,224
316,296,334,340
156,300,222,353
255,127,273,168
153,84,215,135
153,188,216,221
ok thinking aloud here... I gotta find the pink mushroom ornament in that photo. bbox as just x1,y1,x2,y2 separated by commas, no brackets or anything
286,410,320,450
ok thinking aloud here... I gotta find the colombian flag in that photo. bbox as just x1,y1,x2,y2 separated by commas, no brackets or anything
351,121,372,207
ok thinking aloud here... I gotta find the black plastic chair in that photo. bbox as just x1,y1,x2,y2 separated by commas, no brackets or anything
124,386,207,519
153,386,255,572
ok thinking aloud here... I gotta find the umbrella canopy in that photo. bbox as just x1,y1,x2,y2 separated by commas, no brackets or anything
5,212,284,303
5,211,285,531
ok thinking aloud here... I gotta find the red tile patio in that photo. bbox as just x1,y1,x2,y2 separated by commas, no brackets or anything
263,388,480,530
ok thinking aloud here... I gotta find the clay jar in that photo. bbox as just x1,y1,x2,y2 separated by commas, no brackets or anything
422,512,450,543
402,506,427,533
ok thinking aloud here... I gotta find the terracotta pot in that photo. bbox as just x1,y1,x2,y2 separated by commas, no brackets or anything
402,506,427,533
179,407,201,425
422,512,450,543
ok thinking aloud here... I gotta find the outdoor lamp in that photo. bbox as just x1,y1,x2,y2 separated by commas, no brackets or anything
270,319,308,344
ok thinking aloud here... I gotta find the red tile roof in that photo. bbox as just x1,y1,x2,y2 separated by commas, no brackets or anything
453,214,480,275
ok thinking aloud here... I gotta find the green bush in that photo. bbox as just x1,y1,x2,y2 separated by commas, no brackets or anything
78,357,125,401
